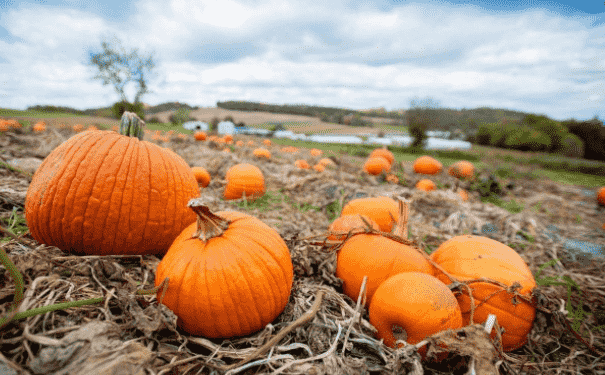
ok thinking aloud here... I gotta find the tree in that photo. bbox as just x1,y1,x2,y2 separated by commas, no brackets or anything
89,36,155,106
407,96,440,148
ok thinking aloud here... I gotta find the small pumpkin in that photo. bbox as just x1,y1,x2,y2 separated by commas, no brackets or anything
457,189,469,201
223,134,233,143
294,160,310,169
310,148,323,157
385,174,399,184
327,214,379,241
247,140,254,146
416,179,436,192
32,121,46,133
313,163,325,172
253,148,271,159
194,131,207,141
413,156,442,175
155,198,293,338
0,120,9,132
336,200,434,304
235,140,244,147
597,187,605,206
430,235,537,351
448,161,475,179
369,272,462,353
25,112,200,256
340,196,399,233
369,147,394,166
191,167,211,187
318,158,335,167
224,163,265,200
262,139,272,147
363,157,391,176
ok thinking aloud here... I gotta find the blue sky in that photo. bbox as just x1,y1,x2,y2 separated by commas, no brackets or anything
0,0,603,121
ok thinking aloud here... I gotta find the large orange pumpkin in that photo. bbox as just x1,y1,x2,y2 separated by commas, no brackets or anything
370,272,462,352
369,148,394,166
25,112,200,255
294,160,310,169
155,199,293,338
340,196,399,233
224,163,265,200
430,235,537,351
363,157,391,176
448,160,475,179
191,166,211,187
413,156,442,175
327,214,379,241
597,187,605,206
336,201,434,304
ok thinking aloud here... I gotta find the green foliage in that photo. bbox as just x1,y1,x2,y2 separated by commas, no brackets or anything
1,207,28,242
26,105,87,115
350,113,370,127
223,115,235,123
562,117,605,162
210,117,220,132
558,133,584,158
111,101,145,120
504,126,551,152
147,116,161,124
521,114,568,153
170,108,193,126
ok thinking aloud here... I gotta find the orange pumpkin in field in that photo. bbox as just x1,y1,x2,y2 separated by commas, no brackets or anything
340,196,399,233
310,148,323,157
262,139,272,147
385,174,399,184
413,156,442,175
294,160,310,169
253,148,271,159
191,167,211,187
194,131,207,141
416,179,436,192
224,163,265,201
597,187,605,206
0,120,9,132
369,147,394,166
313,163,325,172
327,214,379,241
32,121,46,133
363,157,390,176
430,235,537,352
448,160,475,179
457,189,469,201
369,272,462,354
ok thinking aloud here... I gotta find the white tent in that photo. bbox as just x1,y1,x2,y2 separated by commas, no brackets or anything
182,121,209,131
217,121,235,135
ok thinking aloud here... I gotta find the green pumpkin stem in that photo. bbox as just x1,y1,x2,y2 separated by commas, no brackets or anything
119,111,145,140
391,199,409,239
188,198,230,241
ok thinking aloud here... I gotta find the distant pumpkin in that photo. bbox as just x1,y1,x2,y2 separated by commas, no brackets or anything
253,148,271,159
191,167,211,187
416,179,436,191
369,148,394,166
313,163,325,172
385,174,399,184
448,161,475,179
413,156,442,175
194,131,207,141
363,157,391,176
597,187,605,206
294,160,310,169
310,148,323,157
224,163,265,200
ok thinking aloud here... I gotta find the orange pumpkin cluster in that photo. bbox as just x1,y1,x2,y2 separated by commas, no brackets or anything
0,119,22,132
363,147,394,176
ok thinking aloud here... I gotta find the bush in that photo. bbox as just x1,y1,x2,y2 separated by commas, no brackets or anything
111,101,145,120
210,116,220,132
224,115,235,123
558,133,584,158
147,117,161,124
170,108,192,125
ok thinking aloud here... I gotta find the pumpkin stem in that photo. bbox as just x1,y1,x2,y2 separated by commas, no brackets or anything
119,111,145,140
391,199,409,238
188,198,231,241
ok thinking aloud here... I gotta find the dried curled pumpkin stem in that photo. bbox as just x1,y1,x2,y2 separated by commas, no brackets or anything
119,111,145,140
188,198,231,241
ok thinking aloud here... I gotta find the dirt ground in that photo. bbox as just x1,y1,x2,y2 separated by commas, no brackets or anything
1,123,604,374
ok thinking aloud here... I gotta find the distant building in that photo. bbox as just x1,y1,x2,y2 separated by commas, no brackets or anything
182,121,209,131
217,121,235,135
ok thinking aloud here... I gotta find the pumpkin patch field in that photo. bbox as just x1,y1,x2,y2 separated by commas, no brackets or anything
1,115,605,375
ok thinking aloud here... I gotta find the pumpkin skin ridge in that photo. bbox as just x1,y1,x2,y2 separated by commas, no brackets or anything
159,144,180,249
90,136,136,252
26,130,93,248
62,132,120,252
36,131,101,249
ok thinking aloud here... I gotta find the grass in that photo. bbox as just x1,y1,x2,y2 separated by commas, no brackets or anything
0,108,86,118
1,207,28,242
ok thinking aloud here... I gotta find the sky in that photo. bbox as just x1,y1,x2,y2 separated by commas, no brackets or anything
0,0,604,121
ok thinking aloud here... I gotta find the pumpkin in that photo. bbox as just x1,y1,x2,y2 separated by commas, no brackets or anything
25,112,200,256
247,140,254,146
369,148,394,166
224,163,265,200
413,156,442,175
457,189,469,201
385,174,399,184
0,120,9,132
222,147,231,153
253,148,271,159
223,134,233,143
88,125,98,131
340,196,399,233
72,124,84,132
235,140,244,147
318,158,335,167
313,163,325,172
7,119,21,128
191,167,211,187
310,148,323,157
448,161,474,179
363,157,391,176
336,201,434,304
155,198,293,338
262,139,272,147
327,214,379,241
369,272,462,353
416,179,436,192
32,121,46,133
597,187,605,206
294,160,310,169
430,235,537,351
194,131,207,141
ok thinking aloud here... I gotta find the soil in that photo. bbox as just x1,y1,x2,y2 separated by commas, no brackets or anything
0,123,604,375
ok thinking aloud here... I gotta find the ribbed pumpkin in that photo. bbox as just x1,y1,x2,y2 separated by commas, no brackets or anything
448,160,475,179
370,272,462,353
597,187,605,206
191,166,211,187
340,196,399,233
155,199,293,338
430,235,537,351
327,214,379,241
224,163,265,200
194,131,207,141
363,157,390,176
294,160,310,169
310,148,323,157
253,148,271,159
369,148,394,166
416,179,436,192
25,112,200,255
413,156,442,175
336,201,434,304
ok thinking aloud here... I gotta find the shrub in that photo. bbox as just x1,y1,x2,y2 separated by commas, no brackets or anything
224,115,235,123
147,117,161,124
170,108,191,125
558,133,584,158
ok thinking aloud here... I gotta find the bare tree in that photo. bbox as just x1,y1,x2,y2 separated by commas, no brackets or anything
89,36,155,104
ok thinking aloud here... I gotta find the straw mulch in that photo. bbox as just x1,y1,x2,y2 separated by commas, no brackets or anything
1,125,604,375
